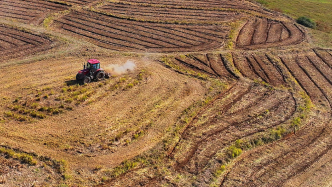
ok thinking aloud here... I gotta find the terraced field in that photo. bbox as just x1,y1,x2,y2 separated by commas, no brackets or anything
0,0,69,25
53,10,229,52
1,0,332,186
0,24,55,62
236,18,305,49
97,1,244,24
114,0,269,13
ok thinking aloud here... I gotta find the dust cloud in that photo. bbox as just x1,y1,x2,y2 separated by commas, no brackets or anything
104,60,136,75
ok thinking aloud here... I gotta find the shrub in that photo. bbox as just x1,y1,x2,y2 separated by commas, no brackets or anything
38,106,47,111
52,108,60,115
291,117,301,127
111,84,119,90
79,95,88,102
101,176,108,182
297,16,316,28
228,145,242,158
72,91,80,96
31,103,39,108
19,155,37,165
47,107,53,113
0,148,37,165
125,83,134,89
119,77,126,83
12,105,20,111
271,127,286,140
67,86,74,92
65,98,73,103
133,80,139,85
214,165,226,177
58,159,68,174
16,115,27,121
30,111,38,117
63,174,71,180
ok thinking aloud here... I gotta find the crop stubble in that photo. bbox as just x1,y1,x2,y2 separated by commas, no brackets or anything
0,24,55,62
54,10,229,52
0,0,69,25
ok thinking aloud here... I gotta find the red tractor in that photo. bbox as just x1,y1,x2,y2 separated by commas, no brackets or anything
76,59,110,84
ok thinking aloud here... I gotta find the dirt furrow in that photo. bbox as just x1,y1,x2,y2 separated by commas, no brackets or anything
266,23,283,43
280,56,327,105
252,19,268,45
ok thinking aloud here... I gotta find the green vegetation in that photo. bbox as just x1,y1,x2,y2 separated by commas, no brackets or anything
297,16,316,28
227,140,243,158
254,0,332,47
0,147,37,165
213,165,226,177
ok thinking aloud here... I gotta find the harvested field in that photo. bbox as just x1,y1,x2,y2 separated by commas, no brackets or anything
236,18,305,49
97,1,244,24
0,150,62,186
221,112,332,187
279,49,332,108
172,53,236,79
54,0,97,6
53,10,229,52
233,53,286,86
117,0,270,14
172,52,286,86
0,56,213,186
169,80,296,180
3,0,332,186
0,0,69,25
0,24,55,62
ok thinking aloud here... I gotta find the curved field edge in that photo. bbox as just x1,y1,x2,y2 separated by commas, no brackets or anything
96,51,316,186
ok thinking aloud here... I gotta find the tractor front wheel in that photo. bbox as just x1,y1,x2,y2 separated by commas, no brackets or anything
95,71,105,81
83,76,91,84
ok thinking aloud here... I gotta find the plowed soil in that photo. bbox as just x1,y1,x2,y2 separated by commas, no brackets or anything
97,1,244,24
0,0,69,25
0,24,55,63
53,10,229,52
1,0,332,186
236,18,305,49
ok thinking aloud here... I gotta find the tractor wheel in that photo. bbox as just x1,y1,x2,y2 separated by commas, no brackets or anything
95,71,105,81
83,76,91,84
76,73,84,81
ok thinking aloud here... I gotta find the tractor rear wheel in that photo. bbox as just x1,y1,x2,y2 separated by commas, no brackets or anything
95,71,105,81
76,73,84,81
83,76,91,84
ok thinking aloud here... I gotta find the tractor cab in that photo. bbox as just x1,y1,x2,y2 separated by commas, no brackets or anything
85,59,100,72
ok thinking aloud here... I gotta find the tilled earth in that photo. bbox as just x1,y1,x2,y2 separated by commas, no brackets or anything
0,0,331,186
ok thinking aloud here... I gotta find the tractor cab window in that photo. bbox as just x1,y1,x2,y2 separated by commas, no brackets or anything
86,63,100,70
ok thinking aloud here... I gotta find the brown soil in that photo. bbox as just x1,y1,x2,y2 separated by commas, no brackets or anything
53,10,229,52
236,18,305,49
0,24,56,63
2,0,332,186
98,1,245,24
0,0,69,25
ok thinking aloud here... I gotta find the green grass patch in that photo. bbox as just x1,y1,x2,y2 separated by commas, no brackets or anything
0,147,37,165
254,0,332,46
